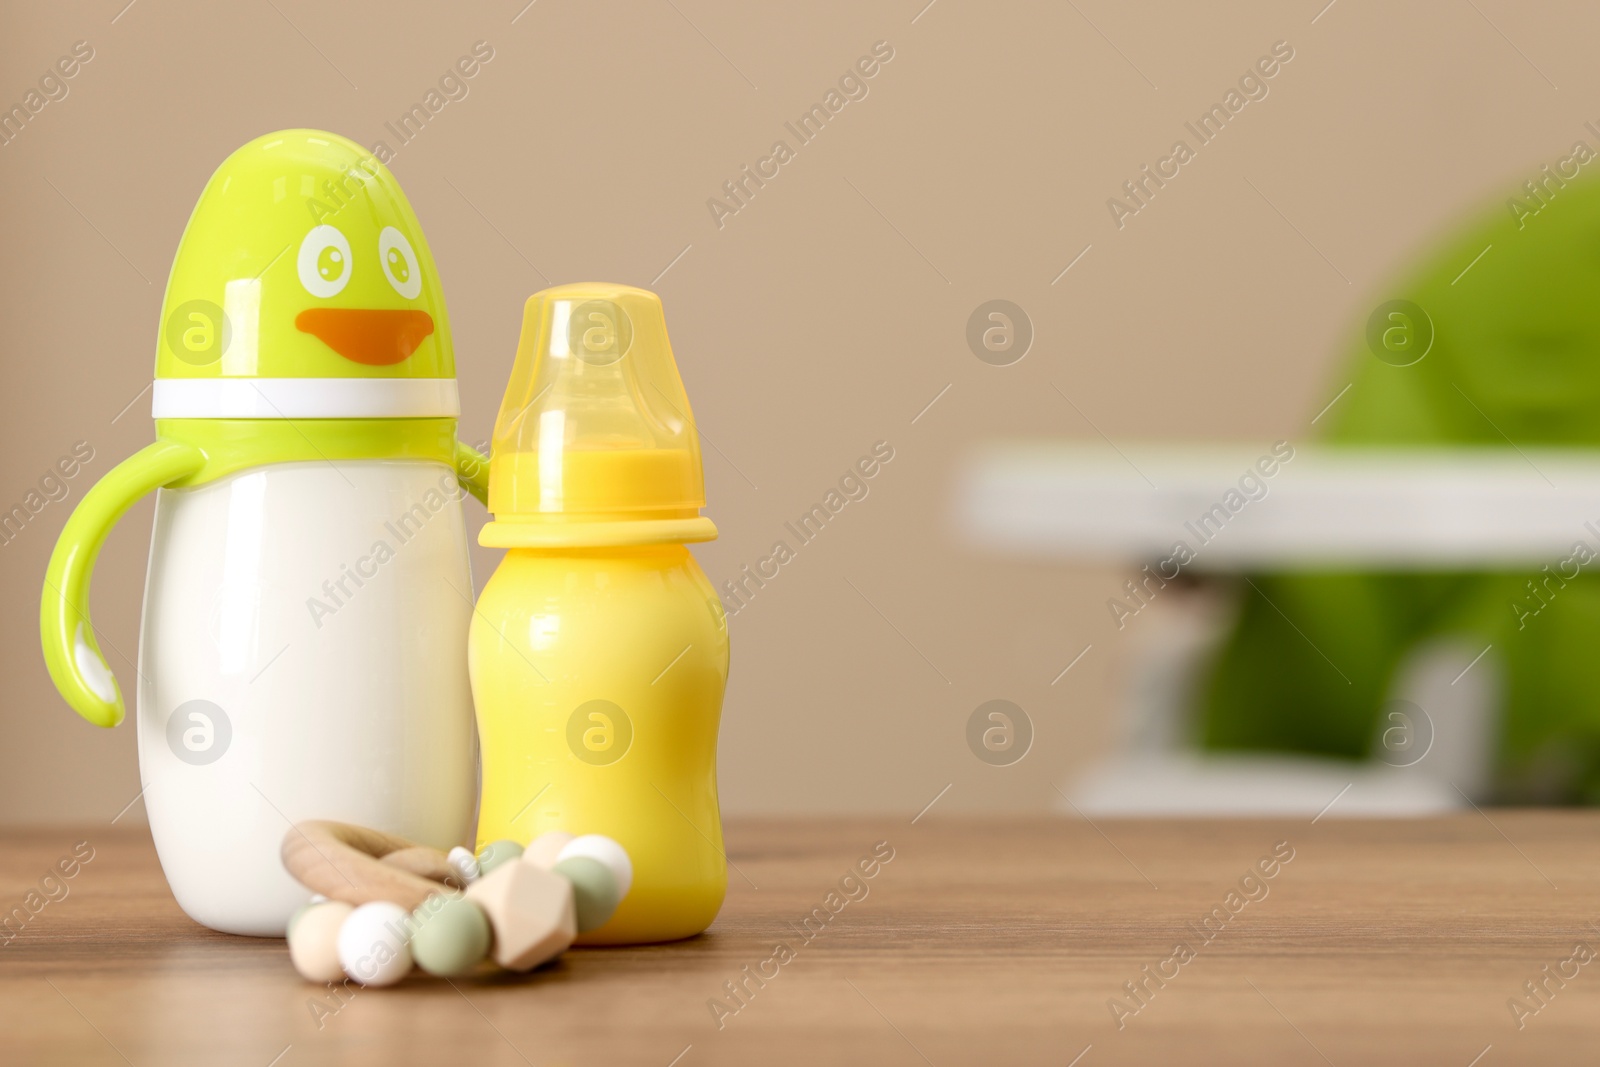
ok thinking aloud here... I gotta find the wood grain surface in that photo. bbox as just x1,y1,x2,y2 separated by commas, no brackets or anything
2,814,1599,1065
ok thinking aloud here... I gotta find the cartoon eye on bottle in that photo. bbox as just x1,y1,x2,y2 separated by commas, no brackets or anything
379,226,422,299
297,225,352,298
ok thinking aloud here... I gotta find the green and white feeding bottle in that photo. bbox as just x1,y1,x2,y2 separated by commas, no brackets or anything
40,130,483,936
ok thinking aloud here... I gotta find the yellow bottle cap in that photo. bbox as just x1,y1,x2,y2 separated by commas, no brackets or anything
481,283,717,548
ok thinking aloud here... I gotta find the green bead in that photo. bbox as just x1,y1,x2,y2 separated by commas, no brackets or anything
553,856,621,933
409,895,491,977
476,839,524,876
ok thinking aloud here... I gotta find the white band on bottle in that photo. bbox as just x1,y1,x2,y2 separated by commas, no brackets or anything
151,378,461,419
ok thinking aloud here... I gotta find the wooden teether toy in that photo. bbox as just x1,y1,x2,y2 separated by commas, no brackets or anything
281,823,630,987
281,821,463,911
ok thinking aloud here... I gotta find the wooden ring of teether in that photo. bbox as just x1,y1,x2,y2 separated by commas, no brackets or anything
380,845,460,884
281,821,462,911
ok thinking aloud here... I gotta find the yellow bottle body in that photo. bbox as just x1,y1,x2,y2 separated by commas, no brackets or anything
469,543,729,943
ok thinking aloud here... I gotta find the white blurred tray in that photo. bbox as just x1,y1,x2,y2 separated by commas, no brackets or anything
956,444,1600,568
1061,753,1462,817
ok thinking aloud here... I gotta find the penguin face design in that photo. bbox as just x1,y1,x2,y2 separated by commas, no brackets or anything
156,129,454,381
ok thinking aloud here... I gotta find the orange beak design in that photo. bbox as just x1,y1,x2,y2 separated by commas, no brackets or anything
295,308,435,366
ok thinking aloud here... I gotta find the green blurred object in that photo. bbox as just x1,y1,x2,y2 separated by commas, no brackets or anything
410,895,492,977
553,856,621,933
1199,170,1600,803
475,839,524,876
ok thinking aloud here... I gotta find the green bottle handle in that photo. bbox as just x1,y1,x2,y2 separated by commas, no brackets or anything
41,436,490,728
454,440,489,506
40,440,206,727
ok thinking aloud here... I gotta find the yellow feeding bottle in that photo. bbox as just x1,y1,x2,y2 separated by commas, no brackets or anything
471,283,729,944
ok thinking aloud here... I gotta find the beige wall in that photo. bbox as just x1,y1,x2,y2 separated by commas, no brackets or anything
1,0,1591,823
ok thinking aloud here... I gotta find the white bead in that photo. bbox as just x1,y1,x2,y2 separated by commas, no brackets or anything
448,845,481,884
337,901,414,987
555,835,633,900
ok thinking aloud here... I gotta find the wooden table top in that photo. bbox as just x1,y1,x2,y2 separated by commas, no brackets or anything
3,815,1599,1065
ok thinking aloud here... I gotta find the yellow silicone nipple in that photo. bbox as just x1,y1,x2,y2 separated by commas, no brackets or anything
481,283,717,548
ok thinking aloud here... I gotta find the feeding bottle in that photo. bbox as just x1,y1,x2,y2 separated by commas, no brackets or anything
471,283,729,944
39,130,482,936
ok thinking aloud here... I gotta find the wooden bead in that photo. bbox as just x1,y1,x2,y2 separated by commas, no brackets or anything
522,831,575,870
410,895,491,977
337,901,414,987
552,856,620,933
287,900,315,937
464,862,576,971
289,901,352,983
